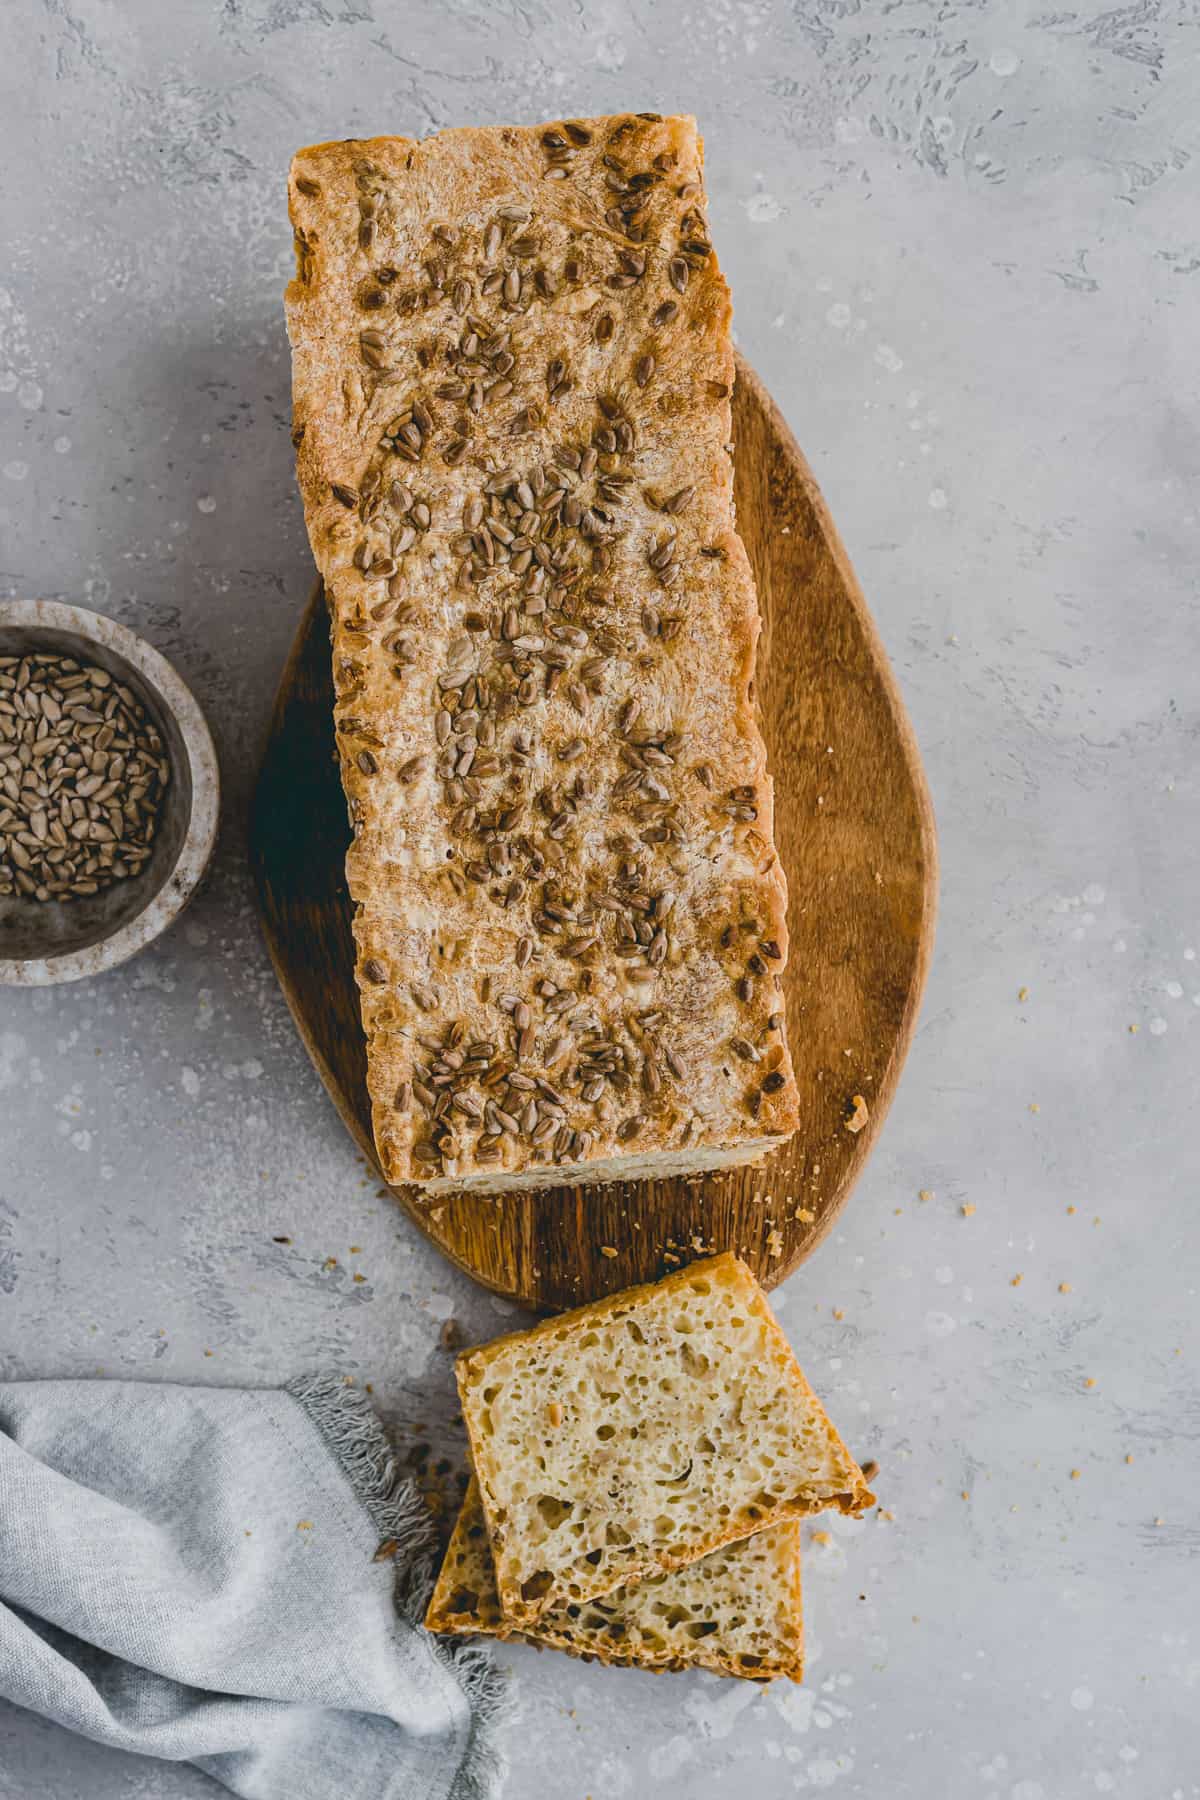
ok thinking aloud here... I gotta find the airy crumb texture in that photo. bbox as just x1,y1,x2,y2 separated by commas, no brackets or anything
426,1478,804,1681
285,113,799,1194
456,1253,873,1626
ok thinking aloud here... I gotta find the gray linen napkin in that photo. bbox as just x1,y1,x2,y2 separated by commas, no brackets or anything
0,1375,510,1800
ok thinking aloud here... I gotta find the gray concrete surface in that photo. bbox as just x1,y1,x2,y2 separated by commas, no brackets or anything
2,2,1198,1796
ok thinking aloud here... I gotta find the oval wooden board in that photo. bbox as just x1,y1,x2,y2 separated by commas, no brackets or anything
250,354,937,1312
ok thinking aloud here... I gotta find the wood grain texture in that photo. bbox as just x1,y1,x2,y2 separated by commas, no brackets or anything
250,354,937,1311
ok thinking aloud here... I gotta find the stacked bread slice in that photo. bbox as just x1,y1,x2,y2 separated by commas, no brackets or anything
425,1253,873,1681
427,1479,805,1679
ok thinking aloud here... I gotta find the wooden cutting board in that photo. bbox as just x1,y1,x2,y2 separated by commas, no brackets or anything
250,354,937,1311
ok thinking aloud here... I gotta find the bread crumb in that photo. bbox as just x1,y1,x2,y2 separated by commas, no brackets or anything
438,1318,465,1351
797,1207,815,1223
961,1490,970,1501
961,1202,975,1217
1084,1377,1096,1389
767,1229,783,1258
1010,1273,1023,1287
918,1189,934,1203
1070,1469,1081,1480
861,1458,879,1482
1017,986,1029,1001
832,1307,845,1320
1028,1102,1040,1113
1125,1454,1134,1465
1154,1517,1165,1527
845,1094,870,1133
1128,1023,1139,1033
600,1245,618,1259
879,1508,895,1521
811,1530,831,1547
1067,1205,1077,1215
1058,1282,1072,1294
323,1257,338,1270
353,1272,366,1283
297,1521,313,1531
349,1244,362,1254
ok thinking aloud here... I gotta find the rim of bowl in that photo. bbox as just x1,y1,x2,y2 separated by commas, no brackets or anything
0,599,220,986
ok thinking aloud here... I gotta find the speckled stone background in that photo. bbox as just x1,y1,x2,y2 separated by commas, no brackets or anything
2,3,1198,1797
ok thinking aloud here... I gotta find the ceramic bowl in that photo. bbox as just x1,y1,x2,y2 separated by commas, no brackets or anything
0,600,219,985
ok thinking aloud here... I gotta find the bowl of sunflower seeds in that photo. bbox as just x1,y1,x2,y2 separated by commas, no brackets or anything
0,600,219,985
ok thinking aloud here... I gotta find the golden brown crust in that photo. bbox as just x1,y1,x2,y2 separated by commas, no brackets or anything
426,1477,804,1682
285,115,799,1192
455,1253,873,1625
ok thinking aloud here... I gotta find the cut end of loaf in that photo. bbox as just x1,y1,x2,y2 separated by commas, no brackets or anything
416,1133,790,1194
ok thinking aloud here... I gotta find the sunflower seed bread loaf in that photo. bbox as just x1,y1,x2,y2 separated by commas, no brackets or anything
455,1253,873,1626
285,113,799,1193
426,1478,804,1681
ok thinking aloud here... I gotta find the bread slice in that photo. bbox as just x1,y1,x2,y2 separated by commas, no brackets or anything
455,1253,873,1626
285,113,799,1194
427,1478,803,1681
